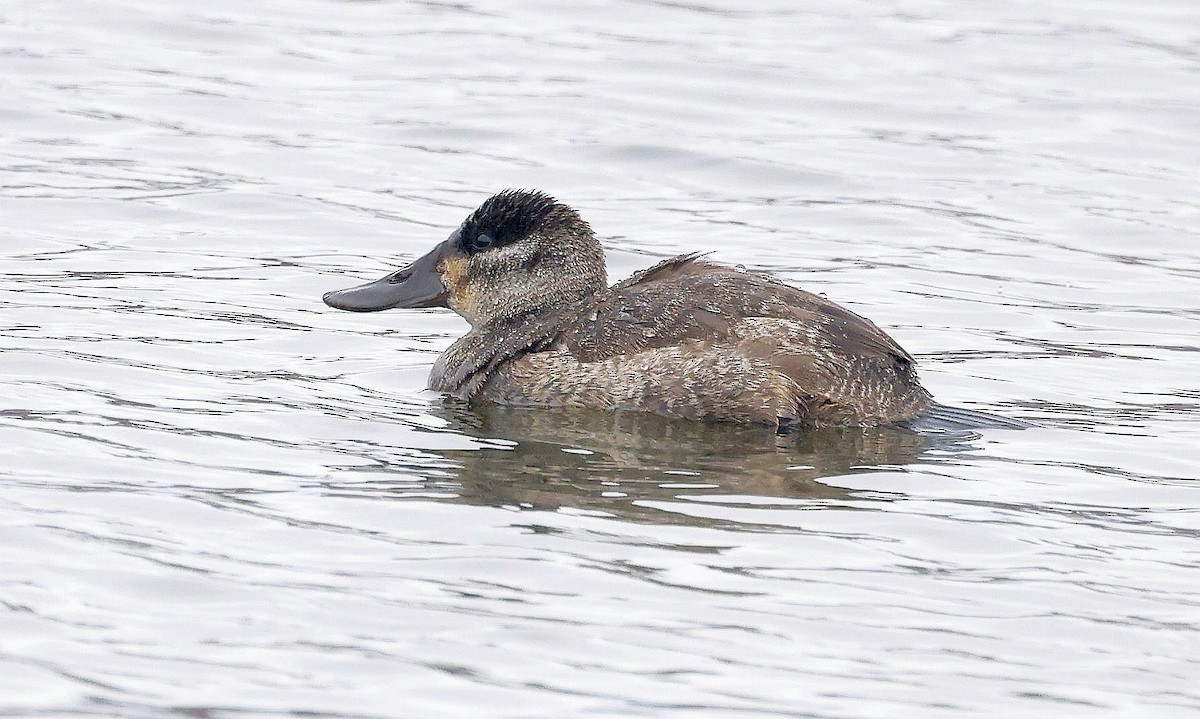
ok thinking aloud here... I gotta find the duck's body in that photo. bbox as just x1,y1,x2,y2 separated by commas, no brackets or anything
324,190,933,428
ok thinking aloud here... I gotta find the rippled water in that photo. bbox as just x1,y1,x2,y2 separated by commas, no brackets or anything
3,1,1199,716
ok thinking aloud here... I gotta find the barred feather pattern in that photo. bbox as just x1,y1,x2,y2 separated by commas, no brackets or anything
431,252,930,427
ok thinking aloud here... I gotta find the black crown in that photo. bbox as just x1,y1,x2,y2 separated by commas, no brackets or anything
458,189,573,255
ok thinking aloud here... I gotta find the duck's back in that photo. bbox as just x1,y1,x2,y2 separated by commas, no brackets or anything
480,255,932,427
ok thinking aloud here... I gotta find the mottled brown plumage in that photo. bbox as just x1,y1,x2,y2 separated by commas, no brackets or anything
323,189,934,428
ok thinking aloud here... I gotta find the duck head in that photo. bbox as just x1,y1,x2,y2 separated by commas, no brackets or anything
323,189,607,327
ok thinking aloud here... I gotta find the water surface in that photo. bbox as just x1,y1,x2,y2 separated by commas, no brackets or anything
2,1,1199,717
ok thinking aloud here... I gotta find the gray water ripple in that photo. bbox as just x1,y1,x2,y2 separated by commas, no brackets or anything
3,0,1200,716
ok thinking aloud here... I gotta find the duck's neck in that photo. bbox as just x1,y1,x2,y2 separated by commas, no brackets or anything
431,295,590,399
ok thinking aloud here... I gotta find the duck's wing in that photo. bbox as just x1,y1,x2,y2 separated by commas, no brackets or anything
559,254,914,368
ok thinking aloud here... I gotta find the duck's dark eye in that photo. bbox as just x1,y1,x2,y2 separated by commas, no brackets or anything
466,232,495,254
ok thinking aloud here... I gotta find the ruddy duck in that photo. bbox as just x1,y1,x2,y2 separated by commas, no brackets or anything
324,189,935,428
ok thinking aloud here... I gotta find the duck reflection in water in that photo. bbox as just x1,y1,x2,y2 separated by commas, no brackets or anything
405,401,982,527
